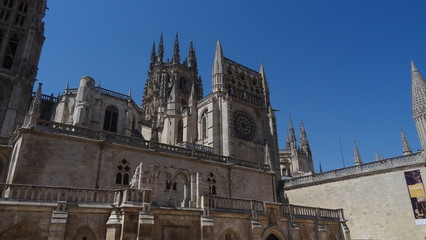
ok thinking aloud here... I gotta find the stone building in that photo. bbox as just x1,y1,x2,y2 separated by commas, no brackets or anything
0,1,348,240
283,61,426,239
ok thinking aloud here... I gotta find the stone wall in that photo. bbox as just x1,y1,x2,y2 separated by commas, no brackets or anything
284,159,426,240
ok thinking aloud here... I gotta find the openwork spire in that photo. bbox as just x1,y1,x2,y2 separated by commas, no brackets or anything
172,32,180,64
149,41,156,70
299,120,310,151
288,116,297,149
353,141,362,165
400,128,412,155
188,40,197,71
157,33,164,63
411,60,426,150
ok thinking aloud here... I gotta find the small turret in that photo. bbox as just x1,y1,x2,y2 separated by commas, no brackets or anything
400,128,412,155
172,32,180,64
157,34,164,64
354,141,362,165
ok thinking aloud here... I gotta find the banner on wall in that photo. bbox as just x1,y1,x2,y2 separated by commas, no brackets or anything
404,170,426,225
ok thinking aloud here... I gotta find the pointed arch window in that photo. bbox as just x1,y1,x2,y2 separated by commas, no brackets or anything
3,34,18,69
201,109,207,139
177,120,183,143
115,159,130,185
207,172,217,195
103,105,118,132
14,1,28,27
0,0,13,23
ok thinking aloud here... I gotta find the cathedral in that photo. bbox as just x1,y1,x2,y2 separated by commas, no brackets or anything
0,1,347,240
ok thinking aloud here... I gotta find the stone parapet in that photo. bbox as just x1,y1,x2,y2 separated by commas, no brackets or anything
284,152,425,189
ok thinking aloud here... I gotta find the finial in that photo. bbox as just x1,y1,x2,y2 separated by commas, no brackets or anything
172,32,180,64
65,82,69,94
319,162,323,173
375,149,383,161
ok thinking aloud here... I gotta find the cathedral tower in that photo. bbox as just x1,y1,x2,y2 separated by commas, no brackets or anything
0,0,47,136
411,61,426,150
141,33,203,144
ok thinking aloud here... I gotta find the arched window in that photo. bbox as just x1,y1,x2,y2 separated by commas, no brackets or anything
207,172,217,195
166,178,171,190
3,34,18,69
115,159,130,185
14,1,28,27
177,120,183,143
201,110,207,139
103,105,118,132
0,0,13,23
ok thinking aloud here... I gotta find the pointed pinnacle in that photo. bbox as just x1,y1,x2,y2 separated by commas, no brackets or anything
400,128,412,155
173,32,180,64
354,141,362,165
157,33,164,63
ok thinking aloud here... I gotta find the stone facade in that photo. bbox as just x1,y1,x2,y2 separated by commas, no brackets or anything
0,1,348,240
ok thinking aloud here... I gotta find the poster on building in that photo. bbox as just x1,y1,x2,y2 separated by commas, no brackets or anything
404,170,426,225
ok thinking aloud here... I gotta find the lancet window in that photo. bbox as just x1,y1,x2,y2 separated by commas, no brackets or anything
201,109,207,139
103,105,118,132
3,34,18,69
207,172,217,195
0,0,13,23
14,1,28,27
115,159,130,185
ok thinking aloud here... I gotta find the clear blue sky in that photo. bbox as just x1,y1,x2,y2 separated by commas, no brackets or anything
37,1,426,172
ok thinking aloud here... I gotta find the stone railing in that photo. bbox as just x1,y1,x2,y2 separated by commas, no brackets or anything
202,195,264,214
0,183,150,206
176,141,213,153
32,92,58,102
202,195,343,221
35,120,270,172
0,136,9,146
284,152,424,188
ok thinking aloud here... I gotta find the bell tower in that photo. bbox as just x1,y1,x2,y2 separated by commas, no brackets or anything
0,0,47,136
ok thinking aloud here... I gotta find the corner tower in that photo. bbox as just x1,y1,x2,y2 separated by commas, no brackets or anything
0,0,47,136
411,61,426,150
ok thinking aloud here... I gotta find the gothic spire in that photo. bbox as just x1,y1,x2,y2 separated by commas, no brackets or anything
354,141,362,165
157,33,164,63
400,128,412,155
172,32,180,64
150,41,156,70
188,40,198,71
213,40,225,74
411,60,426,149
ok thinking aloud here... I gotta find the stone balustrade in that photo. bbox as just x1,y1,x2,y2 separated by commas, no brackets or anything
0,183,149,207
284,152,424,188
35,120,270,172
202,195,343,221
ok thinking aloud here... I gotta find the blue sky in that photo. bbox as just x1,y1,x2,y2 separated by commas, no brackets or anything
37,1,426,172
